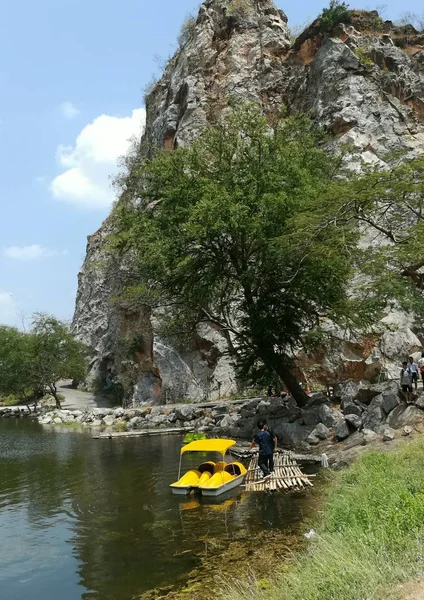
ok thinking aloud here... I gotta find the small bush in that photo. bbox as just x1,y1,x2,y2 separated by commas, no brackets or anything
178,14,196,48
112,421,127,432
0,394,21,406
319,0,351,32
355,46,374,68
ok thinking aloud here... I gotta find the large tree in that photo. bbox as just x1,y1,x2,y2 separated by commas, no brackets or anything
0,316,88,409
31,314,87,408
112,105,371,406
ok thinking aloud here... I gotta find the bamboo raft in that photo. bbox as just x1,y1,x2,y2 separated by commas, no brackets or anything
244,452,313,492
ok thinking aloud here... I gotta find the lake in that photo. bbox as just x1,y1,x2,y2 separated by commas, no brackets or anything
0,419,315,600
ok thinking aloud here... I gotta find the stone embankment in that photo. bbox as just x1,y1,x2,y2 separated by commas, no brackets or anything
2,379,423,452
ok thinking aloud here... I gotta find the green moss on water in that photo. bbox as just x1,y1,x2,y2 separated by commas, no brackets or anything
222,438,424,600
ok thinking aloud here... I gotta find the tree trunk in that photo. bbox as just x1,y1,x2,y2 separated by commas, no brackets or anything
258,345,308,407
275,361,308,407
49,384,61,409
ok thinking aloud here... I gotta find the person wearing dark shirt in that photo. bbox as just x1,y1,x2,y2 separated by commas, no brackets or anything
250,419,277,480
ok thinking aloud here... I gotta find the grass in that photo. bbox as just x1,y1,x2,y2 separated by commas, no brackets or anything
221,439,424,600
0,394,22,406
112,421,127,432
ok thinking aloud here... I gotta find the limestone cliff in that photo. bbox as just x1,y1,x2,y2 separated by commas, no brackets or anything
72,0,424,404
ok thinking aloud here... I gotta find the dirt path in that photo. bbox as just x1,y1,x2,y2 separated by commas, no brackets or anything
57,380,115,410
395,581,424,599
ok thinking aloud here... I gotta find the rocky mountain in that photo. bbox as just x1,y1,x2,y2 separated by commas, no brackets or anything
72,0,424,405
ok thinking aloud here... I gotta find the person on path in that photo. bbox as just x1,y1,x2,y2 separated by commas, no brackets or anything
401,361,413,404
418,352,424,389
408,356,419,391
250,419,277,481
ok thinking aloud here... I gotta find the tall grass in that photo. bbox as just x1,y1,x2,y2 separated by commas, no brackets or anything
222,440,424,600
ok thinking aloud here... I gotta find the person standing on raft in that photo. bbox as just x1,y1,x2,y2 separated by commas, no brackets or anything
250,419,277,481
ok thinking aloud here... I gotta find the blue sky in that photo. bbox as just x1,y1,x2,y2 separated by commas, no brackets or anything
0,0,421,328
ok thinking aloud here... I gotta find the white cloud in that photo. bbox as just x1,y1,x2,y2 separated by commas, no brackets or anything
59,101,80,120
0,292,16,326
50,108,146,209
3,245,67,261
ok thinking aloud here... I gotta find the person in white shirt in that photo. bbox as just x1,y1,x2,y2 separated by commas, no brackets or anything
401,361,413,404
418,352,424,389
408,356,419,391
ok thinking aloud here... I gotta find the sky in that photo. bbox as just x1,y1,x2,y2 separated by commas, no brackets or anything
0,0,422,329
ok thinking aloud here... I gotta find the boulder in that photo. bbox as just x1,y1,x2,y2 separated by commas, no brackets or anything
341,431,365,450
381,392,399,414
257,400,271,415
39,415,53,425
128,416,142,429
334,420,350,441
415,396,424,410
114,408,125,418
268,399,290,418
149,414,171,426
344,414,362,430
240,400,259,418
92,408,108,418
319,405,343,428
387,405,424,429
53,417,62,424
288,406,302,423
302,408,320,427
211,405,228,421
362,394,386,433
273,422,314,446
307,423,329,444
306,432,320,446
363,429,378,444
306,393,329,407
220,414,240,430
382,426,396,441
103,415,115,427
92,419,103,427
341,402,363,417
402,426,413,436
175,405,195,422
381,327,421,360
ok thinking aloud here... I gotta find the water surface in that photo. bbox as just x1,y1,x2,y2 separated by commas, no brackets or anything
0,419,314,600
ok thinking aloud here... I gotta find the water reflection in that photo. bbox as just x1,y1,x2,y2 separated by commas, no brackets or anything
0,419,314,600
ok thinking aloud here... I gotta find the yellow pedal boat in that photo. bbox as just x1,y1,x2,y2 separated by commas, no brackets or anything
170,439,247,497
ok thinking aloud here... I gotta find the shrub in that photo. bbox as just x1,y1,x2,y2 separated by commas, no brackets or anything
319,0,351,32
178,14,196,48
354,46,374,68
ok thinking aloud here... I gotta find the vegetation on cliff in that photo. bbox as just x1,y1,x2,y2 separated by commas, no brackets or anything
222,439,424,600
0,314,87,409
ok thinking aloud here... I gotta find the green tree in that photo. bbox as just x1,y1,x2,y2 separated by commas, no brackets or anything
31,314,87,408
111,105,367,406
320,0,350,32
339,156,424,311
0,326,37,410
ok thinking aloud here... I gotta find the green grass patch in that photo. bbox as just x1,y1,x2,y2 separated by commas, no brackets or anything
112,421,127,432
0,394,22,406
222,439,424,600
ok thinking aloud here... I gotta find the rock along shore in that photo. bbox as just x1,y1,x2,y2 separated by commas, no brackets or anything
3,379,424,453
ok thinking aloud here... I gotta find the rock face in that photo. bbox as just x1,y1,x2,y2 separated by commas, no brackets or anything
73,0,424,405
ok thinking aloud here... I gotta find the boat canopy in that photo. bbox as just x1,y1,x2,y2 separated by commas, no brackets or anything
180,439,236,456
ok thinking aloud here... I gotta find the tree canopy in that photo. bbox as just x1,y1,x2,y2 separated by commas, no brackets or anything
0,314,87,409
112,104,376,405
